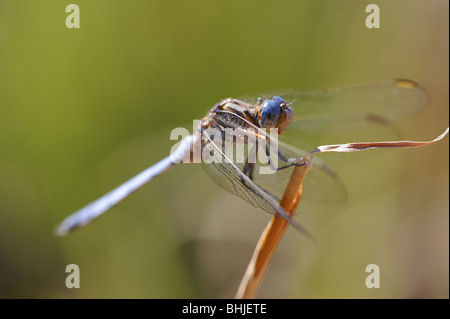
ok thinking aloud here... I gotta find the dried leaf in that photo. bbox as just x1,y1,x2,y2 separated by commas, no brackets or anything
310,128,448,154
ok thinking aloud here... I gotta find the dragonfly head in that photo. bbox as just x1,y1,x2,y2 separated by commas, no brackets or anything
259,96,293,134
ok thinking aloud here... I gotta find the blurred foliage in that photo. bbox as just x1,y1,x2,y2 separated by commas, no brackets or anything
0,0,448,298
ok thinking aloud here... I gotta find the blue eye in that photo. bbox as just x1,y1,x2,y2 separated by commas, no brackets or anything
272,96,286,105
260,96,286,128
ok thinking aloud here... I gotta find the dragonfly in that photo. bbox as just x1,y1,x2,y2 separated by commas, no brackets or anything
55,79,429,238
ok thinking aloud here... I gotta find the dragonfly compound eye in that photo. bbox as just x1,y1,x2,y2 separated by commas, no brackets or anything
261,98,284,128
271,96,286,106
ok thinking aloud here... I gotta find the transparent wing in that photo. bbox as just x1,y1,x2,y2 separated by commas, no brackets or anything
246,138,347,204
201,123,347,209
201,131,315,238
238,79,428,151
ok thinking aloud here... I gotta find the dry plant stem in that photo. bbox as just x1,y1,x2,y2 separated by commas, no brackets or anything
234,128,448,298
235,160,312,299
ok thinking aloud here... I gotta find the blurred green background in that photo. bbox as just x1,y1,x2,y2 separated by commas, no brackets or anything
0,0,448,298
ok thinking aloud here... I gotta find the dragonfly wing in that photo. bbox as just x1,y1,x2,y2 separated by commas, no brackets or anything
238,80,427,119
238,80,428,151
201,119,347,205
247,137,348,204
201,132,314,238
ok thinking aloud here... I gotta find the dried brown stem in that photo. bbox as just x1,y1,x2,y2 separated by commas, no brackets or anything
235,159,312,299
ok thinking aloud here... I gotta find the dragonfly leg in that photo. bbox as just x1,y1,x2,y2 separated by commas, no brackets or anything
277,161,306,171
262,136,285,172
242,160,255,180
242,141,258,181
276,150,311,171
241,143,257,186
262,139,305,171
237,158,257,194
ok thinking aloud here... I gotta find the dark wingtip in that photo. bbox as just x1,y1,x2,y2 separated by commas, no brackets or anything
394,79,419,89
